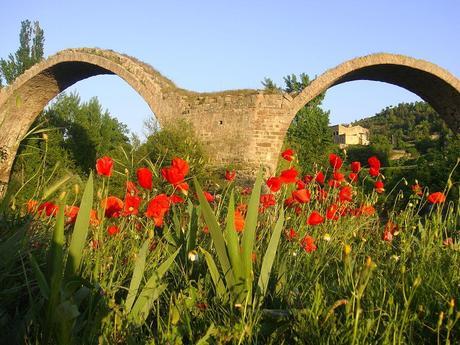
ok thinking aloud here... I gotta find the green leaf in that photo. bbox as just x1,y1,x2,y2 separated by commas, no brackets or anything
200,247,227,299
0,224,26,266
196,323,217,345
64,173,93,281
256,208,284,303
45,196,66,333
130,247,180,323
241,170,263,293
125,239,149,313
42,173,73,200
223,193,244,299
29,253,50,300
186,201,198,253
193,178,233,288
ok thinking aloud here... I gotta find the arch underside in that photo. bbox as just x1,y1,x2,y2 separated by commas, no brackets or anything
330,64,460,131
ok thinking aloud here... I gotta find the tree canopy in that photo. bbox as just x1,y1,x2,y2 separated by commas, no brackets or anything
263,73,335,172
0,20,44,86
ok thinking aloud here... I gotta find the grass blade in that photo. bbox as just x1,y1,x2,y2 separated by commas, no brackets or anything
42,173,72,200
125,239,150,313
29,253,50,300
45,196,66,336
256,208,284,303
130,247,180,322
200,247,227,299
193,178,233,287
223,192,244,300
241,170,263,292
64,173,93,280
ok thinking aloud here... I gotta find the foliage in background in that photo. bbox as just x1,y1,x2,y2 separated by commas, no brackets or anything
139,118,210,180
263,73,335,173
349,102,460,204
10,93,131,203
0,19,44,86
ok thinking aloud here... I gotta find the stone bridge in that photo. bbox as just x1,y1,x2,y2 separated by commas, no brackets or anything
0,48,459,196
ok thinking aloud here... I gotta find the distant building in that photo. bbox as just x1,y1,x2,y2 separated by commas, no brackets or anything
330,124,370,147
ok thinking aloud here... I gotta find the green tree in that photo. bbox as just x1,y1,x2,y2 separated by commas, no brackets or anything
263,73,334,172
139,119,208,178
0,20,44,86
45,93,131,174
11,93,132,202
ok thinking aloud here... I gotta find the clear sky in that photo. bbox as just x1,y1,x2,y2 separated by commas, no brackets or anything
1,0,459,138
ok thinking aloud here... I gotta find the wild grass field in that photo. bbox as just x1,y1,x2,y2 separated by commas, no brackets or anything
0,149,458,344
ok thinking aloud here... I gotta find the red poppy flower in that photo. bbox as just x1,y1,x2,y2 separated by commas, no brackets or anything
126,181,139,196
89,209,100,226
145,194,170,218
385,221,398,235
123,194,141,216
26,199,38,214
171,157,189,176
329,153,343,171
260,194,276,209
38,201,58,217
176,182,189,194
203,191,214,202
65,205,79,223
348,172,358,183
203,226,209,234
443,237,454,246
292,189,311,203
242,187,252,195
304,175,314,183
328,179,341,188
339,186,353,202
351,161,361,173
137,167,153,190
317,188,328,201
237,203,247,214
296,179,306,190
161,166,185,186
382,230,393,242
315,171,325,184
281,148,295,161
374,180,385,194
333,171,345,182
280,167,298,184
359,204,376,216
96,156,113,177
169,194,185,204
427,192,446,204
107,225,120,236
101,196,123,218
368,156,381,170
285,228,297,240
369,167,380,177
301,235,317,253
326,204,340,220
307,211,324,226
284,197,296,207
267,176,282,192
234,210,245,232
411,183,423,196
145,194,170,226
225,170,236,181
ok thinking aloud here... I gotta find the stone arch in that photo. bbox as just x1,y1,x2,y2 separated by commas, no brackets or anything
288,53,460,133
0,48,184,192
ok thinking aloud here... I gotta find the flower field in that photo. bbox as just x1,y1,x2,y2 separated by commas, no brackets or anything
0,149,459,344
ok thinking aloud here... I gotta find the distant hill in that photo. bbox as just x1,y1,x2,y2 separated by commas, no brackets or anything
354,102,449,145
348,101,459,204
352,102,452,155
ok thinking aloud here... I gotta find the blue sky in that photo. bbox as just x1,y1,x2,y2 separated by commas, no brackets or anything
1,0,459,138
